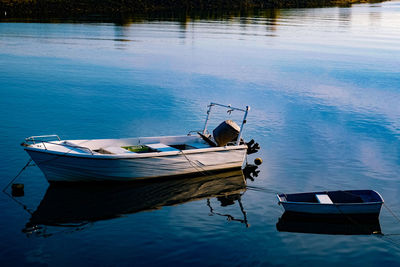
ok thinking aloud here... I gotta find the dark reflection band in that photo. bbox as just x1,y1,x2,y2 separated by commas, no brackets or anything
276,212,381,235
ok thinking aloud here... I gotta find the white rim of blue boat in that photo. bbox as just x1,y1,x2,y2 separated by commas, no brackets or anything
276,190,384,205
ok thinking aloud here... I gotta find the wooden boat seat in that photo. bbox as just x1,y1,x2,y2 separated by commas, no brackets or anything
146,143,180,152
316,194,333,204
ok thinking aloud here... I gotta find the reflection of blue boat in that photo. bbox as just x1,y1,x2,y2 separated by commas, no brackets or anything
277,190,384,217
276,212,381,235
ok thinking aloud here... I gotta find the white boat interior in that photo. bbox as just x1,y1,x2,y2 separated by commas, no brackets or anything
277,190,384,204
25,134,247,158
24,102,251,159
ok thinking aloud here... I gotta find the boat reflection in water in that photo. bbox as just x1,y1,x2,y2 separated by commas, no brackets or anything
24,169,254,234
276,212,382,235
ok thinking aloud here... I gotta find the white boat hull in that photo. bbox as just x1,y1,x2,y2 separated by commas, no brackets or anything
26,147,247,182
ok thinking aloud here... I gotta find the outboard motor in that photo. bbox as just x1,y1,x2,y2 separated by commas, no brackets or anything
246,139,260,155
212,120,240,147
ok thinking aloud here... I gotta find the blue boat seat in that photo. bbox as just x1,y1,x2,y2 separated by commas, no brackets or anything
316,194,333,204
146,143,180,152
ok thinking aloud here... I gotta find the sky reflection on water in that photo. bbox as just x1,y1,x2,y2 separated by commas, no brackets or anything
1,1,400,266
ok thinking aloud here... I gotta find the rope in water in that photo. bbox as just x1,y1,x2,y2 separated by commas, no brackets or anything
377,203,400,249
3,140,90,210
2,158,33,193
383,203,400,225
246,185,282,195
329,195,400,242
310,199,400,249
3,140,99,218
2,159,36,215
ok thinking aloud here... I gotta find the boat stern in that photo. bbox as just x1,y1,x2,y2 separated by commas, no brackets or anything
277,194,286,204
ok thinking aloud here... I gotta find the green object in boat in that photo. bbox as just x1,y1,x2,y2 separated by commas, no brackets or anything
121,145,149,152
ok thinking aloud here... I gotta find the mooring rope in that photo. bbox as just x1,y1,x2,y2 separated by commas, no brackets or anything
383,203,400,225
246,185,282,195
1,159,37,215
377,203,400,248
2,158,33,193
2,141,96,218
179,150,213,177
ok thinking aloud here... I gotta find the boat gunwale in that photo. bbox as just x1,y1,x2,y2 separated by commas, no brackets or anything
279,201,384,205
24,143,248,160
277,190,384,205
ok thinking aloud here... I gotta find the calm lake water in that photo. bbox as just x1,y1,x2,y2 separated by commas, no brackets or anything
1,1,400,266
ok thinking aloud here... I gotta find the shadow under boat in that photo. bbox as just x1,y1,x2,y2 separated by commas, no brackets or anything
276,212,381,235
25,169,250,230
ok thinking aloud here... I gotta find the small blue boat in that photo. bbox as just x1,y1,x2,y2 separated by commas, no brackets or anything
277,190,384,217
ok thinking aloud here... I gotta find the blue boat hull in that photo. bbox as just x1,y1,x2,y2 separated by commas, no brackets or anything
280,202,383,215
277,190,384,216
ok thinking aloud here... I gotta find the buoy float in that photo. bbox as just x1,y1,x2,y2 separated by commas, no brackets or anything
254,158,262,165
11,183,24,197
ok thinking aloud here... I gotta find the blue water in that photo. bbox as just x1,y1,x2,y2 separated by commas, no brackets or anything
1,1,400,265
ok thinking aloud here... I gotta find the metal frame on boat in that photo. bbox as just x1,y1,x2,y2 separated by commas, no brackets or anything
203,102,249,145
22,102,252,183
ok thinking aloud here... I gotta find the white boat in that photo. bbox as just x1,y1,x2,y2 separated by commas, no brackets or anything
277,190,384,217
22,103,254,183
